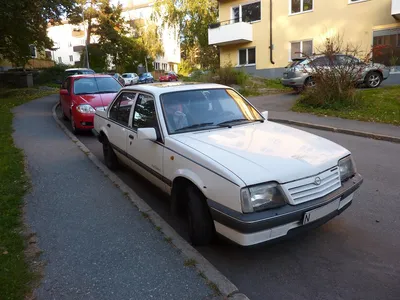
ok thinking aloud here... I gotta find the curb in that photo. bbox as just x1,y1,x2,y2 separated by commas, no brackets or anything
269,118,400,144
51,103,249,300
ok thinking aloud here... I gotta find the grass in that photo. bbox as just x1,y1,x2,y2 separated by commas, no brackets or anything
264,78,292,92
183,258,197,267
0,87,57,300
293,86,400,126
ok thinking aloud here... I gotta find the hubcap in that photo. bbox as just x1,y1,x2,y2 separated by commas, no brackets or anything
369,75,380,87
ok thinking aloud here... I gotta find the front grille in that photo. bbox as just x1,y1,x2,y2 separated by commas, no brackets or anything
283,167,341,204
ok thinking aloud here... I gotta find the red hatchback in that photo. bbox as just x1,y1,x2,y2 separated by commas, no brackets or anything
60,74,122,133
159,71,178,82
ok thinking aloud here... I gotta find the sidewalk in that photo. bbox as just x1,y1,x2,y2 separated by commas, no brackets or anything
12,95,215,300
269,111,400,141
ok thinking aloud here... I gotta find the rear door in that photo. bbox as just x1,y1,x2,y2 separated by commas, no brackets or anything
107,91,137,163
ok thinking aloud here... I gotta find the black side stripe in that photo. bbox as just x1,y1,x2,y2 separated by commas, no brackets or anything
110,143,172,187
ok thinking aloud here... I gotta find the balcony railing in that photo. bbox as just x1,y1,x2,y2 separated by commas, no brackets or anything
208,19,253,46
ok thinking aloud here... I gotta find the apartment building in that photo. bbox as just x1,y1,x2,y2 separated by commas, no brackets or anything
47,22,98,66
120,0,181,73
209,0,400,77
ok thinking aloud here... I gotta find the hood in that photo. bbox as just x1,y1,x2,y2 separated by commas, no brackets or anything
77,93,117,108
172,122,349,185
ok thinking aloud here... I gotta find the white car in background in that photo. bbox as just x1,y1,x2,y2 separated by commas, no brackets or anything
93,83,363,246
122,73,139,86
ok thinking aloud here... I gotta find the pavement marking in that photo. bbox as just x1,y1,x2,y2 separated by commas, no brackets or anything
51,103,249,300
270,118,400,144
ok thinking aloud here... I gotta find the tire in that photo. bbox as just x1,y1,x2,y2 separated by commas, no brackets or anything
103,137,119,170
365,72,382,88
304,77,316,88
70,112,79,134
186,185,215,246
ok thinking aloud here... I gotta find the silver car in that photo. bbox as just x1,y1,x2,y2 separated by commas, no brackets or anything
282,55,390,90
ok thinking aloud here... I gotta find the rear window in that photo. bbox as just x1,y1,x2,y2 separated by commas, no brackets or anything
73,77,122,95
286,59,306,68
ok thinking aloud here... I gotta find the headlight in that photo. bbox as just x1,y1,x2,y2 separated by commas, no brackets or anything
76,104,95,114
338,155,356,182
241,182,287,213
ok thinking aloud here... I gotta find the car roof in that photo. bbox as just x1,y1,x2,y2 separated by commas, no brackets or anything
65,68,94,71
122,82,229,96
68,74,113,78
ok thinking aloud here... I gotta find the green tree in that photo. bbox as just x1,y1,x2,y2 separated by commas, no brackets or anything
68,0,100,46
0,0,76,67
153,0,219,70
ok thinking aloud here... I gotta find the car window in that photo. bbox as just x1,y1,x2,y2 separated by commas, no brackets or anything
335,55,359,66
132,94,157,129
73,77,122,95
109,92,136,126
161,88,262,134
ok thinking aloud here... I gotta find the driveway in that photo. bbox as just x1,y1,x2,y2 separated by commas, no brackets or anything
56,103,400,300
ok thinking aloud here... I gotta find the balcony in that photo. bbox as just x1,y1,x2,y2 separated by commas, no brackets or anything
208,20,253,46
392,0,400,19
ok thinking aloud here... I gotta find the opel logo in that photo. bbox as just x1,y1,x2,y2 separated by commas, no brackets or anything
314,177,321,185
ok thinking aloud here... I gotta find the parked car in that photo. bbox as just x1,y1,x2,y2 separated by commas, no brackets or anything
60,74,122,133
93,82,363,246
159,71,179,82
122,73,139,86
281,55,390,90
109,73,125,86
138,72,154,83
63,68,95,82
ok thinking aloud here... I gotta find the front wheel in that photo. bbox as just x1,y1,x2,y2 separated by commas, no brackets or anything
186,185,215,246
365,72,382,88
103,137,119,170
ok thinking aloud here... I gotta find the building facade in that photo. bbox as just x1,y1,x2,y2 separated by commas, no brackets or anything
121,0,181,73
209,0,400,77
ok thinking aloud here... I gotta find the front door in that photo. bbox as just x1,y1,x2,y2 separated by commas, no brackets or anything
107,91,137,165
126,93,166,192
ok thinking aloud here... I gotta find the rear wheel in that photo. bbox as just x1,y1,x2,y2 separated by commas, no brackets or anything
186,185,215,246
365,72,382,88
103,137,119,170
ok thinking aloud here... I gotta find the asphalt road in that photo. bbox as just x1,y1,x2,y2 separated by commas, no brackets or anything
56,104,400,300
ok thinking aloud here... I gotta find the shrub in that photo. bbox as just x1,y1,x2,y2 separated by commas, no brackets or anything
35,64,70,85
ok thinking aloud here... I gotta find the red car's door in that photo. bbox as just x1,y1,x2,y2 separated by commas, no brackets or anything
60,77,72,117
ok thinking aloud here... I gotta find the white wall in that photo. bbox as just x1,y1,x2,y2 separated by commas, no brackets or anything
47,23,98,66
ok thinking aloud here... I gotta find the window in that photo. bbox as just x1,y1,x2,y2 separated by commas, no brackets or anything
109,92,136,126
69,55,73,62
290,0,313,14
29,45,37,58
133,94,157,129
290,40,312,59
231,1,261,23
68,41,72,47
58,57,62,63
62,78,71,92
238,48,256,65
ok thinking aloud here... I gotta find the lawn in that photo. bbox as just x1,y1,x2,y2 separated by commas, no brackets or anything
292,85,400,126
0,87,56,300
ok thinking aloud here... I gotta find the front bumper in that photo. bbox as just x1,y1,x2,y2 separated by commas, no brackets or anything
73,112,95,130
281,77,306,87
208,173,363,246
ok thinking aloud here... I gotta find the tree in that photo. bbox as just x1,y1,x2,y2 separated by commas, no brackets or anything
153,0,219,70
68,0,100,46
0,0,76,67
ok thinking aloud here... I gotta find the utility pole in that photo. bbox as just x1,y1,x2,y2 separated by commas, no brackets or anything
82,3,90,69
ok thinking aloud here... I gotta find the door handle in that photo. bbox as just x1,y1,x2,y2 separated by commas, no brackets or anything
107,123,111,128
128,134,134,139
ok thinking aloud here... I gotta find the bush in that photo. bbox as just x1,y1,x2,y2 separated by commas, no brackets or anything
35,64,70,85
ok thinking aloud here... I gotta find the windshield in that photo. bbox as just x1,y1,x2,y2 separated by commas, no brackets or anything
74,77,122,95
160,88,263,134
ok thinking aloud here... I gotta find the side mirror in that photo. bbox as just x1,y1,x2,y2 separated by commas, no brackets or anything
137,128,157,141
60,89,69,95
261,111,268,120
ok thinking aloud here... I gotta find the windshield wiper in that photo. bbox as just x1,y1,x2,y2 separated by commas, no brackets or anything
217,118,264,127
175,122,215,132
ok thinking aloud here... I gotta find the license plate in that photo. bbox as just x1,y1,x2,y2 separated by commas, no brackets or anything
303,199,340,225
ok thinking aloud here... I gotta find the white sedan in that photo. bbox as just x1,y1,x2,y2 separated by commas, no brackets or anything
93,83,363,246
121,73,139,86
